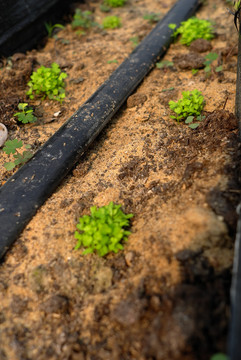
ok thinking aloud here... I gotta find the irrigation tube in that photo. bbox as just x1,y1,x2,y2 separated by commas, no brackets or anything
228,204,241,360
0,0,200,259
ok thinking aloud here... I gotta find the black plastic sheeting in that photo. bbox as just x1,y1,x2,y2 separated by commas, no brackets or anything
0,0,200,259
0,0,77,57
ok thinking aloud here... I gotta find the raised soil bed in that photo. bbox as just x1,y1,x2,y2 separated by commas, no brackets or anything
0,0,240,359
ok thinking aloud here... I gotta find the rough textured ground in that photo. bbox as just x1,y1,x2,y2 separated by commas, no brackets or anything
0,0,240,359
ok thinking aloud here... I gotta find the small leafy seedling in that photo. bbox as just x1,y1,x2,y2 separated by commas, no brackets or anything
107,59,118,64
71,9,97,29
45,22,64,38
185,114,206,129
74,201,133,256
104,0,126,7
204,52,222,75
171,17,215,46
210,354,229,360
100,4,111,12
169,89,205,122
192,68,199,75
130,36,139,47
156,60,174,69
143,12,161,24
26,63,67,103
3,139,32,171
102,16,122,29
14,103,37,124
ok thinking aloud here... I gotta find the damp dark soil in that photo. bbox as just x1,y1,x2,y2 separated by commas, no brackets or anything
0,0,241,359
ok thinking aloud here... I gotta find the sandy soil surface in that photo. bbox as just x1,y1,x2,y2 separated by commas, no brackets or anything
0,0,240,359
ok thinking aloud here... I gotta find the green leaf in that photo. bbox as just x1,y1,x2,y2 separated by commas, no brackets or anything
210,354,229,360
215,65,223,72
168,23,177,30
156,60,174,69
189,123,199,129
4,161,16,171
185,116,194,124
3,139,23,154
75,202,133,256
205,52,218,61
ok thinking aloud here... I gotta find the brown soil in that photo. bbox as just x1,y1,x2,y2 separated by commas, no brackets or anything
0,1,240,359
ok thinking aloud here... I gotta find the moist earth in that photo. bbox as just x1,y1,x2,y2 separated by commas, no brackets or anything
0,1,240,359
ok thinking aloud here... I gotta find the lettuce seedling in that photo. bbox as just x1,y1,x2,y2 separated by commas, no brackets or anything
3,139,32,171
102,16,122,29
71,9,97,29
104,0,126,7
169,89,205,122
27,63,67,103
74,202,133,256
172,17,215,46
14,103,37,124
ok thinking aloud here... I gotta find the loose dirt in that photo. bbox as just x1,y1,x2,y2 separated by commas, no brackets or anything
0,0,240,359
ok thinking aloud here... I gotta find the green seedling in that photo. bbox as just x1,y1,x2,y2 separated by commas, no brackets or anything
104,0,126,7
107,59,118,64
143,12,161,24
74,201,133,256
102,16,122,29
71,9,97,29
204,52,222,75
45,22,64,38
3,139,32,171
26,63,67,103
100,4,111,12
169,89,205,122
14,103,37,124
156,60,174,69
171,17,215,46
192,68,199,75
185,114,206,129
161,87,175,92
130,36,139,47
210,354,229,360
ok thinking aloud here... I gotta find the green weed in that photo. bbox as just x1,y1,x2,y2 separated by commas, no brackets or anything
210,354,229,360
26,63,67,103
204,52,222,75
156,60,174,69
185,114,206,129
14,103,37,124
45,22,64,37
143,12,161,24
71,9,97,29
130,36,139,47
3,139,32,171
74,202,133,256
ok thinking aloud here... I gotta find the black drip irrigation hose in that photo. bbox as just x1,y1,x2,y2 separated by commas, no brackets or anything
0,0,200,260
228,204,241,360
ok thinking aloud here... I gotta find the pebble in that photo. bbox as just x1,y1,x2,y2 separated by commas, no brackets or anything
0,123,8,147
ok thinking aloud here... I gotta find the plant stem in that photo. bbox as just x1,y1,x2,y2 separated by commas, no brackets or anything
235,11,241,131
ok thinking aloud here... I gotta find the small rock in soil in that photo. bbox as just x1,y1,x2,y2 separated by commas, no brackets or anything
40,294,69,314
93,266,113,293
127,93,147,108
189,39,212,53
0,123,8,147
10,295,29,315
173,52,205,70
